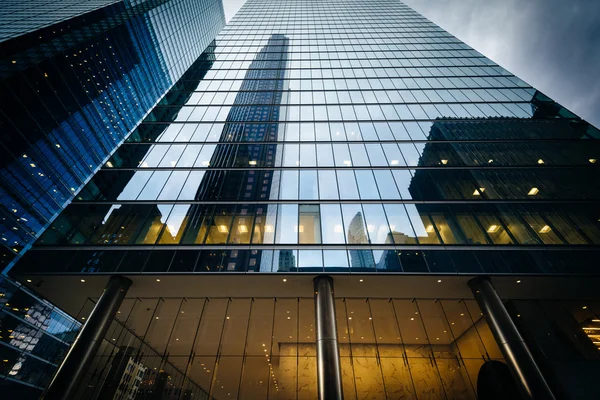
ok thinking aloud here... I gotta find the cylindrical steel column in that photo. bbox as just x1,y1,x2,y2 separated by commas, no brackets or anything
468,277,555,400
42,275,132,400
314,275,343,400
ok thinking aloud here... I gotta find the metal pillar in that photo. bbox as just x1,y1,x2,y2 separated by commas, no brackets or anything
468,277,555,400
314,275,344,400
42,275,132,400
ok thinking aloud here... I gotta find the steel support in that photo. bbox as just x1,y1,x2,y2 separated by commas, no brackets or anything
314,275,344,400
468,277,555,400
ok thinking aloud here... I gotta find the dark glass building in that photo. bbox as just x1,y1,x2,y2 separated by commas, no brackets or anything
0,0,225,396
7,0,600,398
0,0,226,270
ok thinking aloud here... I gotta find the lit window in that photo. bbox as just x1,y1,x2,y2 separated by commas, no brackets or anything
487,225,500,233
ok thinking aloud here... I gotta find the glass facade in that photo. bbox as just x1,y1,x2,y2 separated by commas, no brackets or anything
0,0,226,270
29,293,600,399
14,0,600,276
0,275,80,396
0,0,120,42
52,295,514,399
6,0,600,398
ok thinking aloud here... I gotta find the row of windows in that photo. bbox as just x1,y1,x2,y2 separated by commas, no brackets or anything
108,141,599,169
78,167,600,203
212,44,474,54
148,102,534,123
214,37,467,47
220,25,446,31
189,75,527,89
203,67,513,81
165,88,533,107
17,248,600,275
39,203,600,247
207,50,483,62
129,119,594,143
202,57,496,70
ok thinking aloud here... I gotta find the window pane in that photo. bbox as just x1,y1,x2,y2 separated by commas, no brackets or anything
280,170,299,200
355,170,380,199
318,170,339,200
373,170,400,199
320,204,345,244
298,250,323,271
405,204,441,244
336,170,359,199
362,204,392,244
342,204,369,244
300,143,316,166
323,250,350,271
333,143,352,166
276,204,298,244
316,144,335,166
299,205,321,244
299,171,319,200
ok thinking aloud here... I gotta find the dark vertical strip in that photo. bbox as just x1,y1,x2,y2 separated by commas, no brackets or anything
314,275,343,400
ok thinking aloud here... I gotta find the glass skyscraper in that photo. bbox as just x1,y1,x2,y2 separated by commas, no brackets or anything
7,0,600,398
0,0,225,271
0,0,225,396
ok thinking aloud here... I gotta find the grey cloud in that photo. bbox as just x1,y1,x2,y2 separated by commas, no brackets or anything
403,0,600,128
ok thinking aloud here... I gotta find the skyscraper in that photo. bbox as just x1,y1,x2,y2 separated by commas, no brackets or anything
0,0,225,270
0,0,225,395
8,0,600,398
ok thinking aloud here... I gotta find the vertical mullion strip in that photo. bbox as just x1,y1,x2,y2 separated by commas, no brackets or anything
413,298,449,400
178,297,208,400
160,298,186,369
236,297,255,397
208,297,231,397
390,298,419,398
438,299,477,397
367,298,389,398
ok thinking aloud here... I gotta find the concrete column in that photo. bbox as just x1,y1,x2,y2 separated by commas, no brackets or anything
468,277,555,400
314,275,343,400
42,275,132,400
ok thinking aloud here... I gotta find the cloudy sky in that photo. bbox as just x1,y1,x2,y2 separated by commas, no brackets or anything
223,0,600,128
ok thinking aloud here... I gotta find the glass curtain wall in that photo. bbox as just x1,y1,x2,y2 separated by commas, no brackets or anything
13,0,600,276
0,276,80,395
72,296,507,400
0,0,226,268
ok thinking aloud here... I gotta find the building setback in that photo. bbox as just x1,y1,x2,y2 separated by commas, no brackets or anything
8,0,600,399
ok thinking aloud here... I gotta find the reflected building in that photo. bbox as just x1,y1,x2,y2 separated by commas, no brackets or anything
7,0,600,398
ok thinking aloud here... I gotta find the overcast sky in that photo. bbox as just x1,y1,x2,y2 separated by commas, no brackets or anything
223,0,600,128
